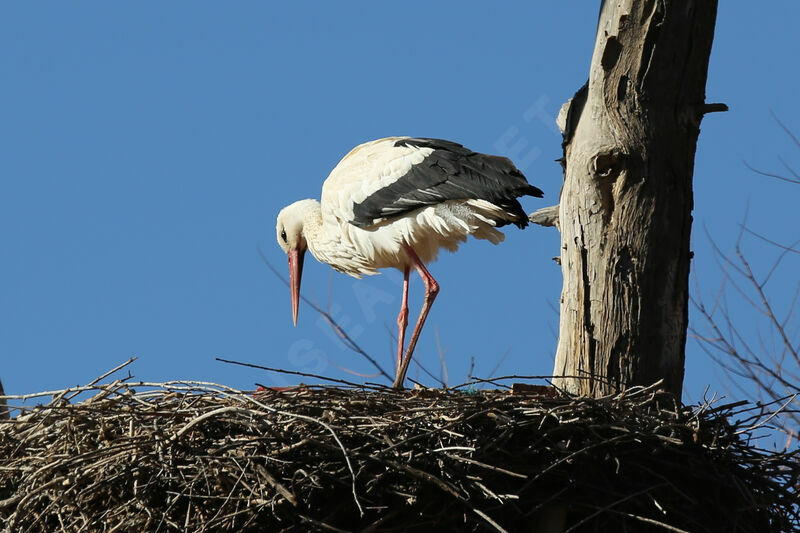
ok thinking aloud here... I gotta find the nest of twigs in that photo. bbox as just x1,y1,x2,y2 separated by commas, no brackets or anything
1,370,798,533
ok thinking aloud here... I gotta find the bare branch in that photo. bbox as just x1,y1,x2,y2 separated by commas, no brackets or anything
771,110,800,151
528,205,560,228
743,161,800,185
257,246,393,383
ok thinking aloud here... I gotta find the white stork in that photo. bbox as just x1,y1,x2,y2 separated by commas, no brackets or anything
276,137,543,389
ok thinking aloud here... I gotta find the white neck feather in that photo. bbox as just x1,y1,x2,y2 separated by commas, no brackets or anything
295,198,323,254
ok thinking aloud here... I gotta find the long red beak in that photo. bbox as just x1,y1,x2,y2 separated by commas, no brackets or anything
288,248,305,326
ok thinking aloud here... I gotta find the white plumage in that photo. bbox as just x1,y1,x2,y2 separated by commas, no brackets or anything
276,137,542,389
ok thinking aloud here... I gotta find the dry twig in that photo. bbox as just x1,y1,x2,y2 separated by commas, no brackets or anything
1,369,797,532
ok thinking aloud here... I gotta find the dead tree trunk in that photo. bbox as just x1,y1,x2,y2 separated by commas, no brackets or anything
0,378,8,420
551,1,721,396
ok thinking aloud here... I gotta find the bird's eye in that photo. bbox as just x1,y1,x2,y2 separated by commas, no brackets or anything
281,229,287,243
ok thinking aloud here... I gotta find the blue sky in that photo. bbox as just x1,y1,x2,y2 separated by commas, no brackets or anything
2,3,798,407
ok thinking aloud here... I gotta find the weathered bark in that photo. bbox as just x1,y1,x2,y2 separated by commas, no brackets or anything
552,0,720,396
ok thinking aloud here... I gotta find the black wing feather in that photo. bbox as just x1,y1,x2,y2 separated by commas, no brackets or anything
351,138,543,229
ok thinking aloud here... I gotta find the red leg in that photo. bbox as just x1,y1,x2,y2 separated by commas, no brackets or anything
392,244,440,389
396,266,410,370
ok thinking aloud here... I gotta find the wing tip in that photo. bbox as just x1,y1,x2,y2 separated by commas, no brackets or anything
525,184,545,198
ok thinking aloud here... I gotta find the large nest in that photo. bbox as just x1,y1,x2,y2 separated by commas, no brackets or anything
0,373,797,532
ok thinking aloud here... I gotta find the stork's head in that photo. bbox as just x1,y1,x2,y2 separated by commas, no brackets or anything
276,200,313,326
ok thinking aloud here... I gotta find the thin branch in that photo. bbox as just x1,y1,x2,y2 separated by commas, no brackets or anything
216,358,384,390
742,227,800,256
743,161,800,185
257,246,392,382
771,110,800,151
487,347,513,380
434,326,449,388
